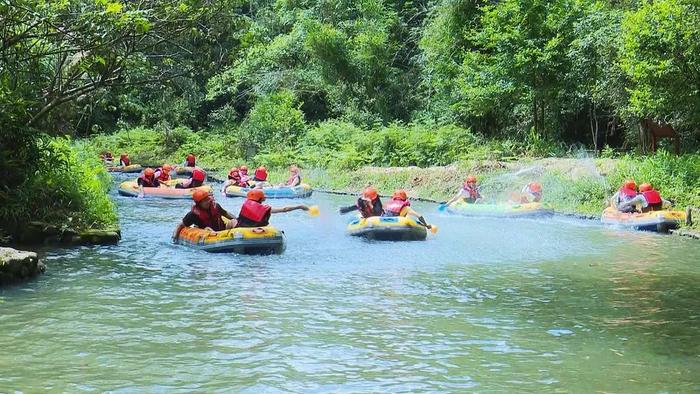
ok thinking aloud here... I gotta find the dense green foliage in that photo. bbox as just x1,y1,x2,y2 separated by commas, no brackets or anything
3,0,700,237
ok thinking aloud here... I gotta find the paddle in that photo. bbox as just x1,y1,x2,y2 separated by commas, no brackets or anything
416,216,439,234
308,205,320,217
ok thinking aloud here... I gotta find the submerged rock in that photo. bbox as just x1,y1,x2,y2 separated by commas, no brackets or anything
0,247,45,285
17,221,120,246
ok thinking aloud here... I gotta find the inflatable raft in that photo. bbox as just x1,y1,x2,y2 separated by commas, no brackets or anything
117,181,213,199
347,216,427,241
175,166,203,176
107,164,142,173
225,183,313,199
601,207,686,232
442,201,554,218
174,225,286,254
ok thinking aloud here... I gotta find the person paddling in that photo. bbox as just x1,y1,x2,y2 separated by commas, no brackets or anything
119,153,130,167
176,168,206,189
445,175,482,206
137,168,161,197
183,153,196,167
639,183,672,212
611,180,646,213
339,187,384,218
236,189,311,227
383,189,435,231
172,190,237,240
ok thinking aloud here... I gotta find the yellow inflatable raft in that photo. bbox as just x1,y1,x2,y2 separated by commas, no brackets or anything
107,164,142,173
601,207,686,233
174,225,286,254
118,181,212,199
347,216,427,241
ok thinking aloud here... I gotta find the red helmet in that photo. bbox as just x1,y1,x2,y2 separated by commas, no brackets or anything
144,168,155,177
254,166,268,181
162,164,173,171
639,183,653,192
192,189,210,203
466,175,477,184
529,182,542,193
192,168,206,182
247,189,265,202
392,190,408,201
363,187,378,200
623,179,636,191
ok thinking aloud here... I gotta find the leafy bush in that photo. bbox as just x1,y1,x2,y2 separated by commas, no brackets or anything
0,136,117,233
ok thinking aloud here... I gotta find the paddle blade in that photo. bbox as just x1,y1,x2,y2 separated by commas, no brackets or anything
308,205,320,217
437,203,446,212
430,225,439,234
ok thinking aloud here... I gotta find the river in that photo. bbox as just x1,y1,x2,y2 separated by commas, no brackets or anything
1,180,699,392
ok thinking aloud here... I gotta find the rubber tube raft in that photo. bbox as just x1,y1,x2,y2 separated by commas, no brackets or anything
443,201,554,218
601,207,686,232
174,225,286,254
175,166,197,175
117,181,213,199
347,216,427,241
225,183,313,199
107,164,142,173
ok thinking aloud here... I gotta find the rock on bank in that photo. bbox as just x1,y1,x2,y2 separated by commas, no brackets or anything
0,247,45,285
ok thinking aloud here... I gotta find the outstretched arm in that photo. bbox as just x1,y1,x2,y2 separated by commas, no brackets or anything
271,205,309,214
445,190,462,206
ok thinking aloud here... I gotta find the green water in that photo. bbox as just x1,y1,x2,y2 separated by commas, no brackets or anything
1,189,699,392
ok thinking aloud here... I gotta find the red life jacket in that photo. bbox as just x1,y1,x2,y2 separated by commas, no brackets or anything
155,168,170,182
138,174,158,187
239,200,271,226
192,203,225,231
384,198,411,216
462,184,480,199
642,189,662,205
618,187,637,200
254,168,268,181
286,174,301,186
120,155,130,166
186,156,196,167
192,168,206,182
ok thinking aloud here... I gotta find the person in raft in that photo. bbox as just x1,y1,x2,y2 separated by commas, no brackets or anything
339,187,384,218
279,165,302,187
639,183,672,212
181,153,196,167
220,167,247,194
137,168,161,197
611,180,647,213
445,175,482,206
119,153,130,167
176,167,206,189
519,182,543,203
173,190,237,239
236,189,310,227
154,164,173,182
251,166,269,188
383,190,433,229
100,151,114,165
239,165,250,184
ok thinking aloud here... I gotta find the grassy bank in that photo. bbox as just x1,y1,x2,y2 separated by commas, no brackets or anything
82,126,700,227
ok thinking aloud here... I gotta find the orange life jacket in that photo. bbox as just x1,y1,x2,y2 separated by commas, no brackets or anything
192,203,225,231
384,198,411,217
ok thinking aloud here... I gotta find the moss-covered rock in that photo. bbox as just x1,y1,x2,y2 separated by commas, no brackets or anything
0,247,45,285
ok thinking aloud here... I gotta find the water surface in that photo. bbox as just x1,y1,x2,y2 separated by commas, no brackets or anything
1,183,699,392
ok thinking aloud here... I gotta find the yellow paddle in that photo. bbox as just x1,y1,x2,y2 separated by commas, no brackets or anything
308,205,320,217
